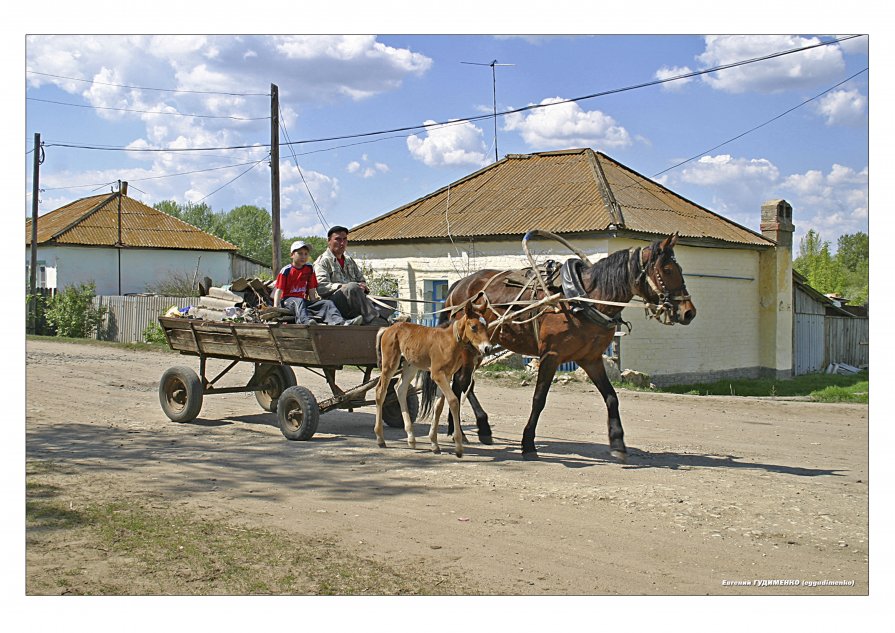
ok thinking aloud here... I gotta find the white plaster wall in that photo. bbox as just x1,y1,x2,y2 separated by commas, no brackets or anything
611,239,762,378
349,237,767,382
27,246,232,295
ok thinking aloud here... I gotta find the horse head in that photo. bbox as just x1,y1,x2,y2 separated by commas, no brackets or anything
452,299,494,356
638,233,697,325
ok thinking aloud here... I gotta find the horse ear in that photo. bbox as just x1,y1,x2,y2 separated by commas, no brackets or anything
659,233,678,253
463,300,477,318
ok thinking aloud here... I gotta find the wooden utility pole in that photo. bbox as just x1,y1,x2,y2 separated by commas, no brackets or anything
28,132,41,334
270,83,281,274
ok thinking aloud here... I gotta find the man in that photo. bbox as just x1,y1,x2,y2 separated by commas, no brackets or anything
314,225,395,325
272,241,362,326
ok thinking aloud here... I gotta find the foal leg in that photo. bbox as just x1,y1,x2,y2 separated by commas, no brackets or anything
374,353,399,448
577,356,627,461
395,364,418,449
429,391,443,454
521,353,560,459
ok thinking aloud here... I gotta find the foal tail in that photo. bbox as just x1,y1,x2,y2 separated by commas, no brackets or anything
419,370,438,420
375,326,387,369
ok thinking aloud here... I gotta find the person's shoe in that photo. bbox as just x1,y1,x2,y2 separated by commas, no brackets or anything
304,320,318,327
343,315,364,326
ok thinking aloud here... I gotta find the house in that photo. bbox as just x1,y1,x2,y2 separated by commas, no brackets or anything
346,148,795,386
26,182,249,296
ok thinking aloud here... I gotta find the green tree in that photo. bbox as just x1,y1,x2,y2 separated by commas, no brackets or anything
45,282,108,338
793,229,846,297
836,232,869,305
221,205,274,265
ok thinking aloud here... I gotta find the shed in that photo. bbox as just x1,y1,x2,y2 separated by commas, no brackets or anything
26,184,241,296
346,148,794,385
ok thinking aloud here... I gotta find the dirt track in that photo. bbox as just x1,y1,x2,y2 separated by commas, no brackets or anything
25,339,869,595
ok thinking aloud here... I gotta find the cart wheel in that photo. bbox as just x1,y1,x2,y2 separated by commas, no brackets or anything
383,389,419,428
277,386,320,441
159,366,204,422
254,364,297,412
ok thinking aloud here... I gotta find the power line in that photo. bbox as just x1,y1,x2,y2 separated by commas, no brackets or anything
37,34,864,156
651,67,869,178
27,97,269,121
195,156,269,204
26,70,270,96
279,107,330,230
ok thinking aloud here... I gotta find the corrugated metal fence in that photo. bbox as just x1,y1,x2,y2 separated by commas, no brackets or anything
91,295,194,343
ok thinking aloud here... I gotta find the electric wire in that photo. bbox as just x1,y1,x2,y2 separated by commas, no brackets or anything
278,107,330,230
27,97,269,121
26,70,270,96
194,156,269,204
37,35,863,156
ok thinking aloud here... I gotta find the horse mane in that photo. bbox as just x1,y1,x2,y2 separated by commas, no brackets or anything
582,247,636,299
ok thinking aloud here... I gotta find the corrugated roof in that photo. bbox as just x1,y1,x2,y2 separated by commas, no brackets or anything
349,148,770,247
26,193,238,251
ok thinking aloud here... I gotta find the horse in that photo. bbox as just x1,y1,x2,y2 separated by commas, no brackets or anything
374,299,494,457
439,233,697,461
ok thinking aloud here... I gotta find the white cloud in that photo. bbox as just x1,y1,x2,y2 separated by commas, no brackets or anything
346,161,361,173
664,154,868,246
655,65,694,91
697,35,846,93
406,120,488,167
503,97,631,150
816,89,867,126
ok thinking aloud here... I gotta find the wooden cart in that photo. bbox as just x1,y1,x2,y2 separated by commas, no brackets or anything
157,316,418,440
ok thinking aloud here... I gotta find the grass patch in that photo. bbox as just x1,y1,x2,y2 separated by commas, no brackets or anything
660,371,868,403
26,460,474,596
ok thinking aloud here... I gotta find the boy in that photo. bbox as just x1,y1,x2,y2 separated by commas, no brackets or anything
272,241,360,326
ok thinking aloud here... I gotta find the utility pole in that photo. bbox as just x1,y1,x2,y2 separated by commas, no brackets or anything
28,132,42,334
270,83,281,275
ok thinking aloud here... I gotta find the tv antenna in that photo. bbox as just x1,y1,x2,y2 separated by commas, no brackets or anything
461,59,514,163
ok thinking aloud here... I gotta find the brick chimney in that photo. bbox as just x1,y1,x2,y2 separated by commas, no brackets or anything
120,181,129,196
758,199,794,379
760,199,794,248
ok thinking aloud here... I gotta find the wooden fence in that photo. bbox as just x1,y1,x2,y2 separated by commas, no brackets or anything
91,295,194,343
825,315,869,369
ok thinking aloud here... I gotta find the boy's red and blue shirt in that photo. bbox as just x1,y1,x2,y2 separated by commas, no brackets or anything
275,263,318,300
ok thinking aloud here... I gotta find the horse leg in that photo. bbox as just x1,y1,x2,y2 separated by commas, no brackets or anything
434,373,463,458
521,354,560,459
428,393,442,454
395,364,418,449
577,356,627,461
464,381,493,445
444,373,469,444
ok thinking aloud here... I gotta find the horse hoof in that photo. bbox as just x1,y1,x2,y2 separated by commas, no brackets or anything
408,440,416,449
433,446,441,454
610,450,627,463
522,451,539,461
455,451,463,458
377,441,387,448
478,435,493,445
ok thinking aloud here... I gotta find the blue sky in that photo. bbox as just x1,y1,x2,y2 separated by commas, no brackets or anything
22,32,869,254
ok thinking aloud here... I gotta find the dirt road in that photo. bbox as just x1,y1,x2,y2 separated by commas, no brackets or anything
25,339,869,595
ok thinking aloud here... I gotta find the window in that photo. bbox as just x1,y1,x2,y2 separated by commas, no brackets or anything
423,279,448,326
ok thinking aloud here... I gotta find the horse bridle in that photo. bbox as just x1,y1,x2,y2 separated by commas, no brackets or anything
633,246,692,325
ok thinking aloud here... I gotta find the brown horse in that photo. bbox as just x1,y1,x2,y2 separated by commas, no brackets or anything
439,234,696,460
374,300,493,457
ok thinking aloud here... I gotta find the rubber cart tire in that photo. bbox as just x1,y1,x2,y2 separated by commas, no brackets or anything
254,364,297,412
159,366,203,422
382,388,420,428
277,386,320,441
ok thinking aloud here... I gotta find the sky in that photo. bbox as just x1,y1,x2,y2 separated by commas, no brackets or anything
22,32,870,253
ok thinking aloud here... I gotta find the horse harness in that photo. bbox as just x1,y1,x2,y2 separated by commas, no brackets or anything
632,246,692,325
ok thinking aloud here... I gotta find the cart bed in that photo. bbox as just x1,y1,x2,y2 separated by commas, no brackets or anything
159,316,380,367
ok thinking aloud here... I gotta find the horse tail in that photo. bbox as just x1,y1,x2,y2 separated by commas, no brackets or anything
419,370,438,419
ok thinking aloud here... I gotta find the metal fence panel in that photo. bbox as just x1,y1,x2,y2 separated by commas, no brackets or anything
794,313,825,375
91,295,194,343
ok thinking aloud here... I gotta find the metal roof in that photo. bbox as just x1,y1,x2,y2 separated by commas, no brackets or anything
26,193,238,251
349,148,771,247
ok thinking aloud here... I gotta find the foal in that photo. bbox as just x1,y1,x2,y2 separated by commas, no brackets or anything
374,301,493,457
